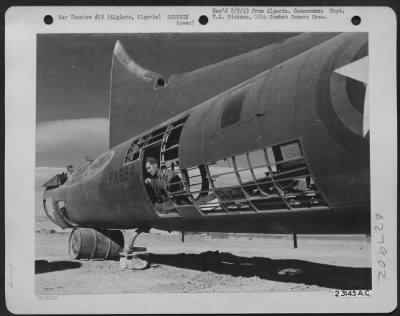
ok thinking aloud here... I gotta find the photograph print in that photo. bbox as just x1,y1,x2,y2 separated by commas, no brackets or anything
35,32,371,294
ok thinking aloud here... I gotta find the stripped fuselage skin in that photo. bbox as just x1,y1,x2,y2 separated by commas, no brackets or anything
43,33,370,235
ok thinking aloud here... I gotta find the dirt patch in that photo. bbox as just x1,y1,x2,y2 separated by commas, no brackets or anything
35,231,371,294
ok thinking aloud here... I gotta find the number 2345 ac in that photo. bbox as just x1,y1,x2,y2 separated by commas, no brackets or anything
334,290,371,297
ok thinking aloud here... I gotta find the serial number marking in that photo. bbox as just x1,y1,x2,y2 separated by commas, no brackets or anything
109,165,135,185
333,290,371,298
375,213,387,281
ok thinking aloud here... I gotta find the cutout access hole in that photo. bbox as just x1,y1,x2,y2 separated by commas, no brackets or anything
157,78,166,87
199,15,208,25
351,15,361,26
44,15,53,25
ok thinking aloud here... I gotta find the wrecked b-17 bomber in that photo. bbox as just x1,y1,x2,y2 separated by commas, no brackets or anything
43,33,370,268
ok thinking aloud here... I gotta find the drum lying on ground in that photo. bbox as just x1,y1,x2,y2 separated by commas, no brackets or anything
69,228,124,260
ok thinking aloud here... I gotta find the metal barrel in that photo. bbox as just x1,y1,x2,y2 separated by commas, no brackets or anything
69,228,124,260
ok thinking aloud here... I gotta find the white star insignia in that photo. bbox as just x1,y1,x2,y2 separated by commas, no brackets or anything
335,56,369,137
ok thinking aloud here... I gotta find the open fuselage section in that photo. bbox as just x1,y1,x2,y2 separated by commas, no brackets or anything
43,33,370,234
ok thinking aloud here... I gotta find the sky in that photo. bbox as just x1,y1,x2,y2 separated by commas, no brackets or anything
36,33,298,169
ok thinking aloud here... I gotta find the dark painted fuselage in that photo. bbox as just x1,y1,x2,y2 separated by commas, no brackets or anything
43,33,370,234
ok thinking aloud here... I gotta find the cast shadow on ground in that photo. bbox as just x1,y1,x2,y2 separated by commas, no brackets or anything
35,260,82,274
138,251,371,290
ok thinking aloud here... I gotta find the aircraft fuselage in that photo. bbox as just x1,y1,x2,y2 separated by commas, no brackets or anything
43,33,370,235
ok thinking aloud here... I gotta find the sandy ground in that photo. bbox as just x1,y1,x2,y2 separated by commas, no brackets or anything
35,229,371,295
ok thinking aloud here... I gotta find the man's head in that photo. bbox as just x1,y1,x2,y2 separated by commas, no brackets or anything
66,165,74,173
145,157,159,176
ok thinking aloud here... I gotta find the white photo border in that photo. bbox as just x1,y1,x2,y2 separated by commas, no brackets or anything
5,6,397,314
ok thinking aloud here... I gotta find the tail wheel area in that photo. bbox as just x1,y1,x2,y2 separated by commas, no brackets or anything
69,228,124,260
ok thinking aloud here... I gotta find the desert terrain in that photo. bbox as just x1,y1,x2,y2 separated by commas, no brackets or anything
35,225,371,294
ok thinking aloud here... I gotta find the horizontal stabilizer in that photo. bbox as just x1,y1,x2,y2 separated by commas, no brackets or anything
113,40,160,84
